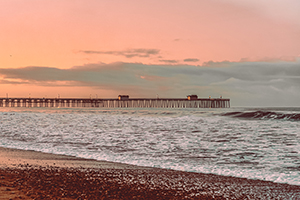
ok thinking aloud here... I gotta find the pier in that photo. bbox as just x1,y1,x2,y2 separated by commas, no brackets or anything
0,96,230,108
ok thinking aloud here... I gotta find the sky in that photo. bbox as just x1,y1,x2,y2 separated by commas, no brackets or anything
0,0,300,106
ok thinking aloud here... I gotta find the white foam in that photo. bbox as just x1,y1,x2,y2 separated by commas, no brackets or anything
0,108,299,185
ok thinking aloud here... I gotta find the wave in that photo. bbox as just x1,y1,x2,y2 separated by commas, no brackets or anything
223,111,300,121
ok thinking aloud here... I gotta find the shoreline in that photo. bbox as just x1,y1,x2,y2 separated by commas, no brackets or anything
1,147,300,199
0,146,151,170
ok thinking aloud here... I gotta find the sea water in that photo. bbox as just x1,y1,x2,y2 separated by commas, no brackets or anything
0,107,299,185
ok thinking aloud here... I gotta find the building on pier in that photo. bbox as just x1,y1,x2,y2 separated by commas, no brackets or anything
187,95,198,100
118,95,129,100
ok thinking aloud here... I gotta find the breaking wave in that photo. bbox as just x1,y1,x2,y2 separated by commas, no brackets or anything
223,111,300,121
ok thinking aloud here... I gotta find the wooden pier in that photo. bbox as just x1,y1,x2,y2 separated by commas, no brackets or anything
0,97,230,108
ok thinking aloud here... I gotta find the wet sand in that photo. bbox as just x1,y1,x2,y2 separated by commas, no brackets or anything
0,147,299,199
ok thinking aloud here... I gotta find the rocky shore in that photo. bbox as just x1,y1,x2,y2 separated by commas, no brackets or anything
0,147,299,199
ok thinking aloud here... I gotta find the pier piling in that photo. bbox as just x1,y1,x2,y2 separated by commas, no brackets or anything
0,97,230,108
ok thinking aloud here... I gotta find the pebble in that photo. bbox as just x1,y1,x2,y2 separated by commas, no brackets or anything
1,166,299,199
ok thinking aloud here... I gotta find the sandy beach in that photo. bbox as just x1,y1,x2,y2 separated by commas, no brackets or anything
0,147,299,199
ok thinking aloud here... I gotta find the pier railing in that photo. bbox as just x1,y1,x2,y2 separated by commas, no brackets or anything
0,98,230,108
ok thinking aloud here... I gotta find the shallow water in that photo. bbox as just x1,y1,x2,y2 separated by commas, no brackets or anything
0,107,299,185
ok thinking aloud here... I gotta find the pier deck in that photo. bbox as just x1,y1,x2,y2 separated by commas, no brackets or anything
0,98,230,108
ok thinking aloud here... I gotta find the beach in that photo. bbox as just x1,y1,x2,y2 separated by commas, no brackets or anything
1,147,299,199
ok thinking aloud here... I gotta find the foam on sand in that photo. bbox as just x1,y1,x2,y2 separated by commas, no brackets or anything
1,147,299,199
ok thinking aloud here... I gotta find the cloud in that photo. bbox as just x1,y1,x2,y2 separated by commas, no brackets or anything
0,66,71,82
239,56,298,62
0,79,30,85
159,60,178,63
80,48,160,58
184,58,199,62
202,60,231,67
1,59,300,106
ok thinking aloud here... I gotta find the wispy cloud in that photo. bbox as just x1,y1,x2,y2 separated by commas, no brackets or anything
184,58,199,62
159,60,178,63
1,59,300,106
80,48,160,58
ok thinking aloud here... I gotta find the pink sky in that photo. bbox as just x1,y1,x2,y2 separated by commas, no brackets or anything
1,0,300,106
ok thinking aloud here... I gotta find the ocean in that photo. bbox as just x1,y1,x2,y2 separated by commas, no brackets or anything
0,107,299,186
